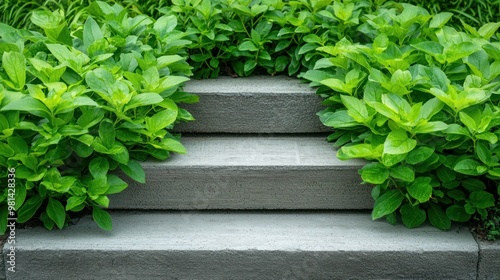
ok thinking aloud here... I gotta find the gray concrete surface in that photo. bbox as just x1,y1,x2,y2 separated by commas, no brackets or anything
0,245,4,280
4,211,479,280
175,76,330,133
109,135,373,210
477,239,500,279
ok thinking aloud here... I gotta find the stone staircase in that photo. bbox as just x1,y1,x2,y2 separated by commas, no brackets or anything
2,76,498,279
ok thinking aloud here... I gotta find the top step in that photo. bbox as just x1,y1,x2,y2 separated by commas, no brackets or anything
175,76,330,133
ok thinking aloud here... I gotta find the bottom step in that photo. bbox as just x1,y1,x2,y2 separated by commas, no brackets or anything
3,211,483,279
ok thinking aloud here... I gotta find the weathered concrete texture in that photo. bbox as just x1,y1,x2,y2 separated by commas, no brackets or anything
109,135,372,210
477,239,500,279
0,240,4,280
5,212,478,280
175,76,330,133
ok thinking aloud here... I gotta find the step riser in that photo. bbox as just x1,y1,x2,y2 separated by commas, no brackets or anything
175,76,329,133
109,167,372,209
8,250,477,280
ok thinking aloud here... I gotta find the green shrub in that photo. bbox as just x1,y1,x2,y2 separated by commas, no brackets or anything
143,0,379,78
304,3,500,229
0,1,196,232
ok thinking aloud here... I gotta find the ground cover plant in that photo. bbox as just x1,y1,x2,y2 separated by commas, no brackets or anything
0,1,196,232
0,0,499,238
303,3,500,230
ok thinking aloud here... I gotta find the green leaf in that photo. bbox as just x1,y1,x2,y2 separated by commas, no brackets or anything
412,41,443,56
146,109,177,134
99,119,115,149
446,205,471,222
17,195,44,223
459,112,477,132
475,132,498,144
108,143,129,164
154,15,177,37
385,212,397,225
476,142,493,166
94,196,110,208
1,96,52,119
157,138,187,154
478,22,500,40
66,196,87,211
414,122,448,134
372,189,405,220
105,175,128,195
408,177,432,203
88,177,109,196
339,143,382,160
319,110,359,128
429,12,453,29
341,95,369,122
83,17,103,47
400,204,426,228
120,160,145,184
7,135,28,154
428,204,451,230
89,157,109,178
462,179,486,191
170,91,199,104
381,153,407,167
2,51,26,90
454,158,485,175
360,163,389,184
0,143,15,157
15,183,27,210
390,165,415,182
40,212,55,230
244,60,257,74
406,147,434,165
46,198,66,229
469,191,495,209
384,129,417,155
92,206,112,231
239,41,258,52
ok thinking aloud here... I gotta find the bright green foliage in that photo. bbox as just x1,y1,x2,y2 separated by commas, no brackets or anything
304,2,500,230
0,2,196,232
156,0,376,78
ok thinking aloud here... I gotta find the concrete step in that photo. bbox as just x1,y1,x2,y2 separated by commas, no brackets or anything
175,76,330,133
3,211,481,280
109,135,372,210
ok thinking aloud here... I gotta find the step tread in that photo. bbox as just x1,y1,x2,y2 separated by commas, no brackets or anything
184,75,315,95
14,212,475,252
6,212,479,280
156,135,365,167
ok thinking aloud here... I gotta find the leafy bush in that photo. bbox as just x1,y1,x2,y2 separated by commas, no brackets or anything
146,0,378,78
0,1,196,232
304,3,500,230
407,0,500,29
